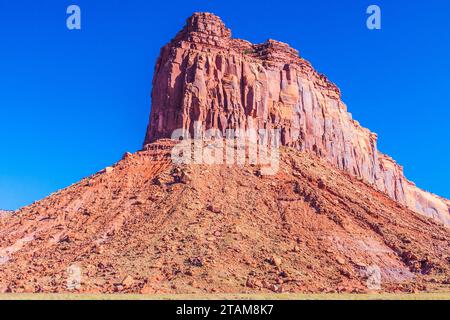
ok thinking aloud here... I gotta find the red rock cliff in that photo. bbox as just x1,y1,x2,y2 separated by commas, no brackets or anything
144,12,450,226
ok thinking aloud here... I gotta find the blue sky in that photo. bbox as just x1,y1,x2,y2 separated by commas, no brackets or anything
0,0,449,210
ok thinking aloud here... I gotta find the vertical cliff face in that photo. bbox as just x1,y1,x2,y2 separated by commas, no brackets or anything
144,12,449,226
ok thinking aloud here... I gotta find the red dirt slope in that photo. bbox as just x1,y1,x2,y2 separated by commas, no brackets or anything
0,140,449,294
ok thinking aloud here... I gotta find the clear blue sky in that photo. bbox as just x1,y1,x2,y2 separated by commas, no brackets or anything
0,0,449,210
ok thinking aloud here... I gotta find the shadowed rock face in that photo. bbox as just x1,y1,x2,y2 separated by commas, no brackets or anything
144,12,449,226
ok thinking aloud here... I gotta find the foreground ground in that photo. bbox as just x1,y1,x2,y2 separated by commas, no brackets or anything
1,140,449,294
0,293,449,300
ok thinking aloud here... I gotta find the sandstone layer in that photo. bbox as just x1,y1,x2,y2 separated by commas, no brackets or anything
144,12,449,226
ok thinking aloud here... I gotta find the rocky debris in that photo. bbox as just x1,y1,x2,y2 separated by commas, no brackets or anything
171,167,192,184
152,176,163,186
188,256,205,267
121,275,135,287
317,178,326,190
179,170,192,184
268,256,282,267
143,12,449,226
0,145,448,293
100,166,114,174
56,235,70,244
122,152,133,160
207,204,221,214
246,277,263,289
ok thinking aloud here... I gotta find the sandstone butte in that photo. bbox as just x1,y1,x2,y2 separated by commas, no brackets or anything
145,12,450,227
0,13,449,295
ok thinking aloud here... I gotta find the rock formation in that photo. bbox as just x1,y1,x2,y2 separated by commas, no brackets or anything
0,13,449,294
144,12,449,226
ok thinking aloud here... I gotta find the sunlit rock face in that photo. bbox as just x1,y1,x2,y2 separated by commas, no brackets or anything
144,12,449,226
